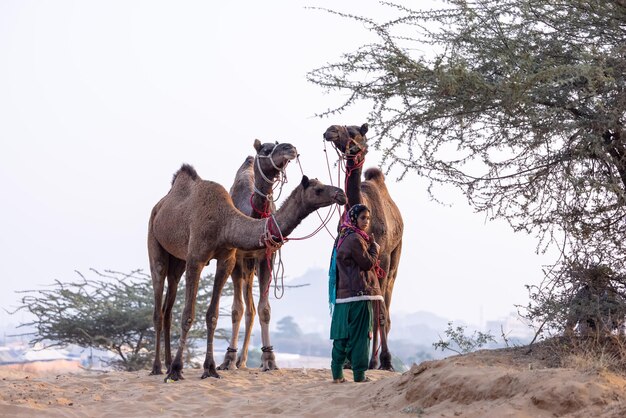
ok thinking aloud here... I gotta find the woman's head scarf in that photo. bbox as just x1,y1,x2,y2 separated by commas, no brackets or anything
348,204,369,227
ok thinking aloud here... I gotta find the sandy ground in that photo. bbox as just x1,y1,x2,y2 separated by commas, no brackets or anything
2,346,626,417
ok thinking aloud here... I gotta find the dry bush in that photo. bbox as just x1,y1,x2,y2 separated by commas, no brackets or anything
540,336,626,374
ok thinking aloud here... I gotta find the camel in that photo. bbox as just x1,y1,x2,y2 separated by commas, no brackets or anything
218,140,298,371
148,140,297,379
148,163,346,381
324,123,404,371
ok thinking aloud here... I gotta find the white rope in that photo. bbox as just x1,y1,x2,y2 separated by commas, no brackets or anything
273,249,285,300
254,143,290,203
261,215,285,251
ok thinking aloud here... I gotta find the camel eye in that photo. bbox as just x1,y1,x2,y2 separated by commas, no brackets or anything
315,188,322,196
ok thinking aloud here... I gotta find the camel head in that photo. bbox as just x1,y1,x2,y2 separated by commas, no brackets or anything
253,140,298,181
323,123,369,158
298,175,347,209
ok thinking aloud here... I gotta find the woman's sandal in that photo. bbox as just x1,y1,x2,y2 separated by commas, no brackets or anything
333,377,347,383
355,376,372,383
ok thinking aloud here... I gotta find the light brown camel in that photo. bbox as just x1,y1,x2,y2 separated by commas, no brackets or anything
148,141,297,378
324,123,404,371
218,140,298,371
148,164,346,381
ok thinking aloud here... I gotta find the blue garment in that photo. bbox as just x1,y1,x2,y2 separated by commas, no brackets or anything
328,246,338,315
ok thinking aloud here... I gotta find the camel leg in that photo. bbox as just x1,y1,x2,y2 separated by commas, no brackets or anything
369,300,381,370
218,257,244,370
384,242,401,334
257,256,278,371
165,258,204,382
369,253,390,370
148,231,169,376
237,258,256,368
202,253,236,379
378,243,401,371
163,256,185,371
377,302,393,371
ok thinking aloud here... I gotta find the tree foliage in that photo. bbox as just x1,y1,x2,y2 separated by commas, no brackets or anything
433,321,496,354
308,1,626,334
13,269,233,371
275,316,303,338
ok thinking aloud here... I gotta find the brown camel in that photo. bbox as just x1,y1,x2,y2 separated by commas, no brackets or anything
218,140,298,371
324,123,404,371
148,140,297,378
148,163,346,381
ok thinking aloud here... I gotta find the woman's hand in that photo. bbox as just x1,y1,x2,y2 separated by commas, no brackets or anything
369,234,381,252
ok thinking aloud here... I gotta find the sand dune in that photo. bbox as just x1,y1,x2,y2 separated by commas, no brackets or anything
1,347,626,417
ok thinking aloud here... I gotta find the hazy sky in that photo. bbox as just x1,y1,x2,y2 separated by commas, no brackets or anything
0,0,553,332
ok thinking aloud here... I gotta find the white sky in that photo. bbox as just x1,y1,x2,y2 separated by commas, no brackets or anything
0,0,553,331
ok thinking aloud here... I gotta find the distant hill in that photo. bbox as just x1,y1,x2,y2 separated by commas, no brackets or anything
270,268,452,344
266,268,455,365
269,267,333,336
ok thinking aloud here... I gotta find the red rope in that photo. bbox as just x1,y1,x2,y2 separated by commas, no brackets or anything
249,194,271,218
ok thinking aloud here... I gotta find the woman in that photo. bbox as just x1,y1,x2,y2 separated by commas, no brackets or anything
329,203,383,383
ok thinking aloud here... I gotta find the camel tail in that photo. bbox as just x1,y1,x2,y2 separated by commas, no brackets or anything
171,163,199,185
364,167,386,184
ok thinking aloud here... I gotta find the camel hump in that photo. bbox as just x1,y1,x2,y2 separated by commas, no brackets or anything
364,167,385,183
240,156,254,169
171,163,200,186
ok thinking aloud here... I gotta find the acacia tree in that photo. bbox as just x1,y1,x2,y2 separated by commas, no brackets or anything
308,1,626,333
13,269,234,371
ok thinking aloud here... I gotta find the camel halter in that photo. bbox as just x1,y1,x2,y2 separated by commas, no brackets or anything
260,214,286,250
254,143,291,203
250,142,294,217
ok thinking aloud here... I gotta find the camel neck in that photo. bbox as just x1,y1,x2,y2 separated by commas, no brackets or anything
271,187,308,238
251,162,279,218
223,187,307,251
345,156,364,207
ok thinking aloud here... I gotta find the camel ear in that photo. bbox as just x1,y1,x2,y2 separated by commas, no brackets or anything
360,123,369,136
254,139,262,152
301,175,310,189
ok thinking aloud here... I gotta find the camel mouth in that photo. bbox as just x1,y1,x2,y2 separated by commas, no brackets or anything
273,144,298,168
323,126,344,148
334,190,347,205
284,147,298,161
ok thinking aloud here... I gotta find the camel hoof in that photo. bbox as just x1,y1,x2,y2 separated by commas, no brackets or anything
218,350,238,370
164,371,184,383
236,357,248,369
217,359,233,370
368,360,379,370
378,352,394,371
150,366,163,376
260,349,278,371
201,369,221,379
261,360,279,371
